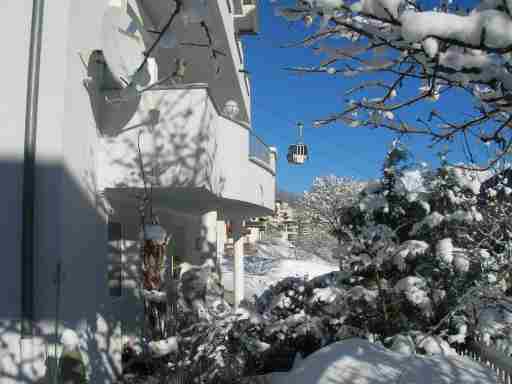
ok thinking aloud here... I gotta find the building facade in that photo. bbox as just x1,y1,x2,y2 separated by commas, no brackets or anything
1,0,274,382
243,199,305,245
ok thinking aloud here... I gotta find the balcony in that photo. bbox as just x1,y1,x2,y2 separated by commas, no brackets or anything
249,131,275,176
97,84,275,217
135,0,253,123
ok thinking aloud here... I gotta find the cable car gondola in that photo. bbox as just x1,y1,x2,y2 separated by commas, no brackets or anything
287,122,309,165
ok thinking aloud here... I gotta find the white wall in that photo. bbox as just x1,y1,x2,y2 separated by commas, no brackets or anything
1,1,271,382
0,0,32,322
1,0,127,382
216,0,252,120
0,2,39,383
98,87,275,211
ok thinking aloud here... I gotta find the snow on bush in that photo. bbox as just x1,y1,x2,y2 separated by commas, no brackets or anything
409,212,444,235
124,146,512,382
436,238,454,264
298,142,512,354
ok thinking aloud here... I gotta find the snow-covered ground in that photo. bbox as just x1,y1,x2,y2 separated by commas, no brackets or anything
269,338,498,384
220,240,505,384
221,240,338,299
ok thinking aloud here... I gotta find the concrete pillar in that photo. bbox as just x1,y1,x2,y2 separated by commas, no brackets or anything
231,219,244,309
198,210,217,264
216,219,226,269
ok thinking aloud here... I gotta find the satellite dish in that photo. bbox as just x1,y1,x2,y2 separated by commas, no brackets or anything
101,5,150,89
108,0,126,11
182,0,208,25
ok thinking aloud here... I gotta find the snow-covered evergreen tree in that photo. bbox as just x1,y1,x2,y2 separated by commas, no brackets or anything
338,141,510,345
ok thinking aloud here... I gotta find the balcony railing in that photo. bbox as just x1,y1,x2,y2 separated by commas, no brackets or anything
249,131,273,171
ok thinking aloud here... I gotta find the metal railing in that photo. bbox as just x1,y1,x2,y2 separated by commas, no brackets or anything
244,72,251,97
249,131,273,170
454,338,512,384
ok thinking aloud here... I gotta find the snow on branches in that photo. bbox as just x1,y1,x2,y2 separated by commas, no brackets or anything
273,0,512,167
304,142,512,345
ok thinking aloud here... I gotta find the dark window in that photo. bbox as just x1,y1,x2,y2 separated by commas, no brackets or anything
108,220,123,297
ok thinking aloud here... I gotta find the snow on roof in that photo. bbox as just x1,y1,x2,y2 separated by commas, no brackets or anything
271,338,498,384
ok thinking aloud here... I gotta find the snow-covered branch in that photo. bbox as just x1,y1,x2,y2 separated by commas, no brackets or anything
273,0,512,165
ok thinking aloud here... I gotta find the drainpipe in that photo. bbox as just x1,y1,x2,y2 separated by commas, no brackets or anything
21,0,45,337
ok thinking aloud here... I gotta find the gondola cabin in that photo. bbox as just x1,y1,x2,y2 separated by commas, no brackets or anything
287,143,308,164
287,122,309,165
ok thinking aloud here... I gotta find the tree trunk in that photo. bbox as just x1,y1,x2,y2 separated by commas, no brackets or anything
374,269,390,336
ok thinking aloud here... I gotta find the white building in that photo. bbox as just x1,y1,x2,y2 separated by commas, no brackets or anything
242,199,301,245
272,200,299,243
1,0,275,382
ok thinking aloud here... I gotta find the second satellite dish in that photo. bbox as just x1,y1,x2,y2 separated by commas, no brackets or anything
101,4,150,89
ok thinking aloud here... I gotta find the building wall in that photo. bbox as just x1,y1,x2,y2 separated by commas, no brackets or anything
216,0,252,120
98,88,222,193
0,0,33,322
1,1,270,382
98,88,275,212
1,1,124,382
1,3,42,382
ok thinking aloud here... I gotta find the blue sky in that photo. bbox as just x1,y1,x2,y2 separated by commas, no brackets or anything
243,1,482,194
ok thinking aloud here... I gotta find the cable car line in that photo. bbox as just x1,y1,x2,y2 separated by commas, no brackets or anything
250,102,371,177
287,121,309,165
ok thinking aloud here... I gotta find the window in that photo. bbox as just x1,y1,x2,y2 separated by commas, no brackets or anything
108,220,123,297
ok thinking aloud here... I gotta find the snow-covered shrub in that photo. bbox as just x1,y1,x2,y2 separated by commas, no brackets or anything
326,142,510,349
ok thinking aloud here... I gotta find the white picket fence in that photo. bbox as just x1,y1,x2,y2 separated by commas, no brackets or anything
455,339,512,384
